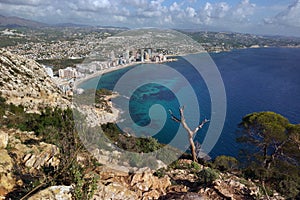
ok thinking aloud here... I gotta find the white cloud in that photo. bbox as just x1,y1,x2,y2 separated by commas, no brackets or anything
201,2,214,24
214,2,230,18
0,0,257,27
0,0,252,27
164,15,173,24
232,0,255,20
273,0,300,27
170,2,181,12
75,0,111,11
186,7,196,18
140,10,162,17
136,0,167,19
197,1,255,26
113,15,127,22
122,7,130,16
0,0,299,36
123,0,147,8
0,0,47,6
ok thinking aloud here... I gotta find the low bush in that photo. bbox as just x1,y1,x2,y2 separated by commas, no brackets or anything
197,168,219,186
213,155,239,172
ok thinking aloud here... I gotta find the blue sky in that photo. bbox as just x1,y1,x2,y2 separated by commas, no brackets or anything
0,0,300,36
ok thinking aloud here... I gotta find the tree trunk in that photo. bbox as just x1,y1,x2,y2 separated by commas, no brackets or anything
189,137,197,162
169,106,209,163
263,145,268,169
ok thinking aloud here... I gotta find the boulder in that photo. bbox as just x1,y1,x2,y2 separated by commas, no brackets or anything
28,185,72,200
0,149,16,198
93,182,138,200
142,189,160,200
23,142,60,170
130,168,171,195
0,130,8,149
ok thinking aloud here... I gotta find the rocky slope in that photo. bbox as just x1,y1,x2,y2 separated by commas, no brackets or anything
0,128,61,198
0,49,69,112
0,50,285,200
0,126,285,200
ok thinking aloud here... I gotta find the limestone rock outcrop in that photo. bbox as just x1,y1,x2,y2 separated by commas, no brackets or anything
0,127,61,199
0,49,69,112
6,128,60,173
93,182,139,200
28,185,72,200
130,168,171,197
0,130,8,149
93,166,171,200
0,149,16,198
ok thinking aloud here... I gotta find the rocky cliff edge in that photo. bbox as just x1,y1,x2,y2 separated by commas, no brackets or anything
0,49,69,113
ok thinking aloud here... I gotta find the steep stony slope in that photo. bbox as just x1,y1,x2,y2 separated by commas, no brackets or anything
0,50,285,200
0,128,61,198
0,49,69,112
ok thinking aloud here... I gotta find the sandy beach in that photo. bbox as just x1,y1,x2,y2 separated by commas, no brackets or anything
74,58,177,88
74,61,143,88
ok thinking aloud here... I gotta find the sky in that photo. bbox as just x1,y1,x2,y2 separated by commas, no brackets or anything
0,0,300,36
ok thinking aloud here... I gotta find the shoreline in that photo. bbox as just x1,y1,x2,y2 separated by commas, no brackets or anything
74,59,177,88
74,45,300,88
74,62,141,88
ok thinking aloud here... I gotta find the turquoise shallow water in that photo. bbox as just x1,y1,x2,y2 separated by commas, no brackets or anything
79,48,300,158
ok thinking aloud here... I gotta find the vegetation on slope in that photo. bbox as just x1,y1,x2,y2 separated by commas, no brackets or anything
1,91,299,199
238,111,300,199
0,96,98,199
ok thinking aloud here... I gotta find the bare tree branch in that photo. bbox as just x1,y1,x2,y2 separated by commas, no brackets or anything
169,109,181,123
193,118,210,135
169,106,210,162
178,106,194,137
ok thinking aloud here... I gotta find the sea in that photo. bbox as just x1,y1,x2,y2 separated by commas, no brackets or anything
79,48,300,159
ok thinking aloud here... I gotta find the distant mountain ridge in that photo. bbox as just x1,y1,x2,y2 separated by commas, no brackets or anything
0,15,129,30
0,15,46,28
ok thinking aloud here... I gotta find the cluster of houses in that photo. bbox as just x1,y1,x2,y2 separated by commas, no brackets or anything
42,48,170,96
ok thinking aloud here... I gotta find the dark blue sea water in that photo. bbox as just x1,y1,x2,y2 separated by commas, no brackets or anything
79,48,300,158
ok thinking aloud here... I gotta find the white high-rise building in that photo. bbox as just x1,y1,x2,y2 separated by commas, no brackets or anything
141,49,144,62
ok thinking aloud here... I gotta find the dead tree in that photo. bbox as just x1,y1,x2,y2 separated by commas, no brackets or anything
169,106,209,162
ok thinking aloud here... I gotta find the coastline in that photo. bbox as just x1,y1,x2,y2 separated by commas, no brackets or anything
73,58,177,125
74,58,177,88
74,62,141,88
72,47,300,157
73,46,300,89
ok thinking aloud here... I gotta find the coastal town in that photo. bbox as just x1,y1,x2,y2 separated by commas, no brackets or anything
1,11,300,200
43,46,175,96
1,26,300,98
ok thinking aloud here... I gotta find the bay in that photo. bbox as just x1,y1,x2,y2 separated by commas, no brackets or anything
79,48,300,159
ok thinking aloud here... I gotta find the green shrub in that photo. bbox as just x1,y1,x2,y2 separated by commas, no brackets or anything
70,162,99,200
277,179,299,199
96,88,112,96
169,160,181,169
101,123,163,153
191,161,201,171
154,168,167,178
198,168,219,185
213,155,239,172
0,99,97,199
